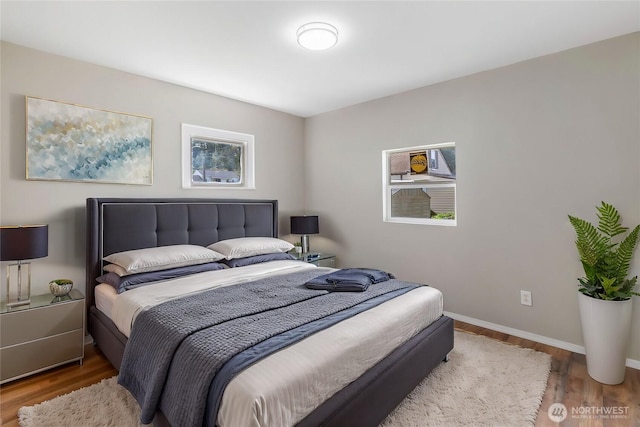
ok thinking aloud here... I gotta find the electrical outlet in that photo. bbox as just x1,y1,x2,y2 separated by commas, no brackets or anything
520,290,532,306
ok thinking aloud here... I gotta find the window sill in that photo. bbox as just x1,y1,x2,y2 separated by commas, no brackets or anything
383,217,457,226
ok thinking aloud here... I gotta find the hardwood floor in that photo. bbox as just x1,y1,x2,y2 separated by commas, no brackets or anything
1,321,638,426
455,322,640,427
0,345,117,427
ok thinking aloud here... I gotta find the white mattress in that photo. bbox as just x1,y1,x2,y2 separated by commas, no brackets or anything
95,283,116,318
94,260,444,427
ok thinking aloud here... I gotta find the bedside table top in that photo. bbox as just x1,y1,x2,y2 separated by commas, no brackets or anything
1,289,84,314
292,252,335,263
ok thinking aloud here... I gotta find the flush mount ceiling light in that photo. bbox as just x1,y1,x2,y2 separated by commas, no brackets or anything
296,22,338,51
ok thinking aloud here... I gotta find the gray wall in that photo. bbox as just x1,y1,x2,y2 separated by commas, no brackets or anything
0,42,306,298
2,34,639,362
304,33,640,360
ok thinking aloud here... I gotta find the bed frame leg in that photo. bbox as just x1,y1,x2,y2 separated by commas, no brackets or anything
443,353,450,362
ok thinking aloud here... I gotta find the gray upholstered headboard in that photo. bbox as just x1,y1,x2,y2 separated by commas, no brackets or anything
85,198,278,312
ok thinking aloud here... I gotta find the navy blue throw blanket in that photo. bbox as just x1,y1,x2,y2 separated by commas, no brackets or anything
305,268,395,291
118,268,419,427
202,286,415,426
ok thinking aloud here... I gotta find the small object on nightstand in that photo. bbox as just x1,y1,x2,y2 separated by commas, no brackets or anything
49,279,73,297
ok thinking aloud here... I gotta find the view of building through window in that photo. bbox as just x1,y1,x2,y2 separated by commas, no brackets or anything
191,138,242,184
383,143,456,225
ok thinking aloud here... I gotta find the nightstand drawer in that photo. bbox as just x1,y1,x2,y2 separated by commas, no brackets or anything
0,299,83,347
0,329,83,382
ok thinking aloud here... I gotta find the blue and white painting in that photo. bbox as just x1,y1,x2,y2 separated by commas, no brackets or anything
26,97,153,185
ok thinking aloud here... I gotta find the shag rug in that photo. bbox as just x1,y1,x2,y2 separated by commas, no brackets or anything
18,331,551,427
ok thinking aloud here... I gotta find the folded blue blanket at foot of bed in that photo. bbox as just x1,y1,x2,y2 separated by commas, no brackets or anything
305,268,395,291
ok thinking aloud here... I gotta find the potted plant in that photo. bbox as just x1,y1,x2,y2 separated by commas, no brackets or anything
568,202,639,384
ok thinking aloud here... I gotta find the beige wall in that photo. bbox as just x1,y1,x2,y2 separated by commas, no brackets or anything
304,33,640,361
0,42,306,298
2,34,640,362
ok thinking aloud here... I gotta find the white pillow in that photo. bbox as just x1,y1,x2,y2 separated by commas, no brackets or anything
208,237,294,260
103,244,225,275
103,263,129,276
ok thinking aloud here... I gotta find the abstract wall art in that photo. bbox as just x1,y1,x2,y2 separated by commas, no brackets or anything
26,96,153,185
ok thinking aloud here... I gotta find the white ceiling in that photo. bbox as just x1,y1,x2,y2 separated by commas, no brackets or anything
1,1,639,117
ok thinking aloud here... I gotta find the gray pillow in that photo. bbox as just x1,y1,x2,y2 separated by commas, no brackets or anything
222,252,295,268
97,262,227,293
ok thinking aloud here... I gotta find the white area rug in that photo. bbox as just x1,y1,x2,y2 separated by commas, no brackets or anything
18,376,145,427
18,331,551,427
381,331,551,426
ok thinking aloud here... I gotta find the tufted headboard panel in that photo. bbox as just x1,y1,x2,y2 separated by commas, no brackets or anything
85,198,278,311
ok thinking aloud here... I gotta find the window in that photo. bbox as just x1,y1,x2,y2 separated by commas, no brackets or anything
382,142,456,225
181,123,255,189
429,149,438,169
191,139,242,183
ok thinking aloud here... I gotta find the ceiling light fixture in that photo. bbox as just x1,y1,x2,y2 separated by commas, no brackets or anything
296,22,338,51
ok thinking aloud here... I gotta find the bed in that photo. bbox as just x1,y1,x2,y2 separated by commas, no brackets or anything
85,197,454,427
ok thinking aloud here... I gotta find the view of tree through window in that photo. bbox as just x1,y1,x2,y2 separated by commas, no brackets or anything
383,143,456,225
191,138,242,184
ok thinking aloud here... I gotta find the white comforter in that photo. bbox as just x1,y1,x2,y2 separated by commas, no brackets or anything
95,260,444,427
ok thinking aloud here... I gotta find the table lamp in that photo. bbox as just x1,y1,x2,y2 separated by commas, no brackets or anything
290,216,319,254
0,225,48,307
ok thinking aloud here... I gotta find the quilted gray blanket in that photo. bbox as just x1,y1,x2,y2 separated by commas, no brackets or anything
118,269,419,427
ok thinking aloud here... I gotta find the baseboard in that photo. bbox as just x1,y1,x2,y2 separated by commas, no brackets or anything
444,311,640,370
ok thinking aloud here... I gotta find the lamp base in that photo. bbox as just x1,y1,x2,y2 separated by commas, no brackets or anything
6,299,31,308
5,262,32,307
301,235,310,253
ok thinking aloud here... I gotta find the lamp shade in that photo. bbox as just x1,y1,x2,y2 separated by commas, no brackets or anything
0,225,48,261
290,216,319,235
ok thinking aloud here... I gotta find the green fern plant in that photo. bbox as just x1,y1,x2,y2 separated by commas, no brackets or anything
568,202,640,301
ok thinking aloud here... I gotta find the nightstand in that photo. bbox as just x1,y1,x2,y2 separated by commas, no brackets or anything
294,252,336,268
0,289,84,384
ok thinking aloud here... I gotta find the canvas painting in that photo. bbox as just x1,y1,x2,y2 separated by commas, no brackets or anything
26,96,153,185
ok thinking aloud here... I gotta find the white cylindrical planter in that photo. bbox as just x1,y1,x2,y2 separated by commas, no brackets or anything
578,292,633,385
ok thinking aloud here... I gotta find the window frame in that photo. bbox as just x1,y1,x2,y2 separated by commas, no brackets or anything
181,123,255,190
429,149,438,169
382,142,456,226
